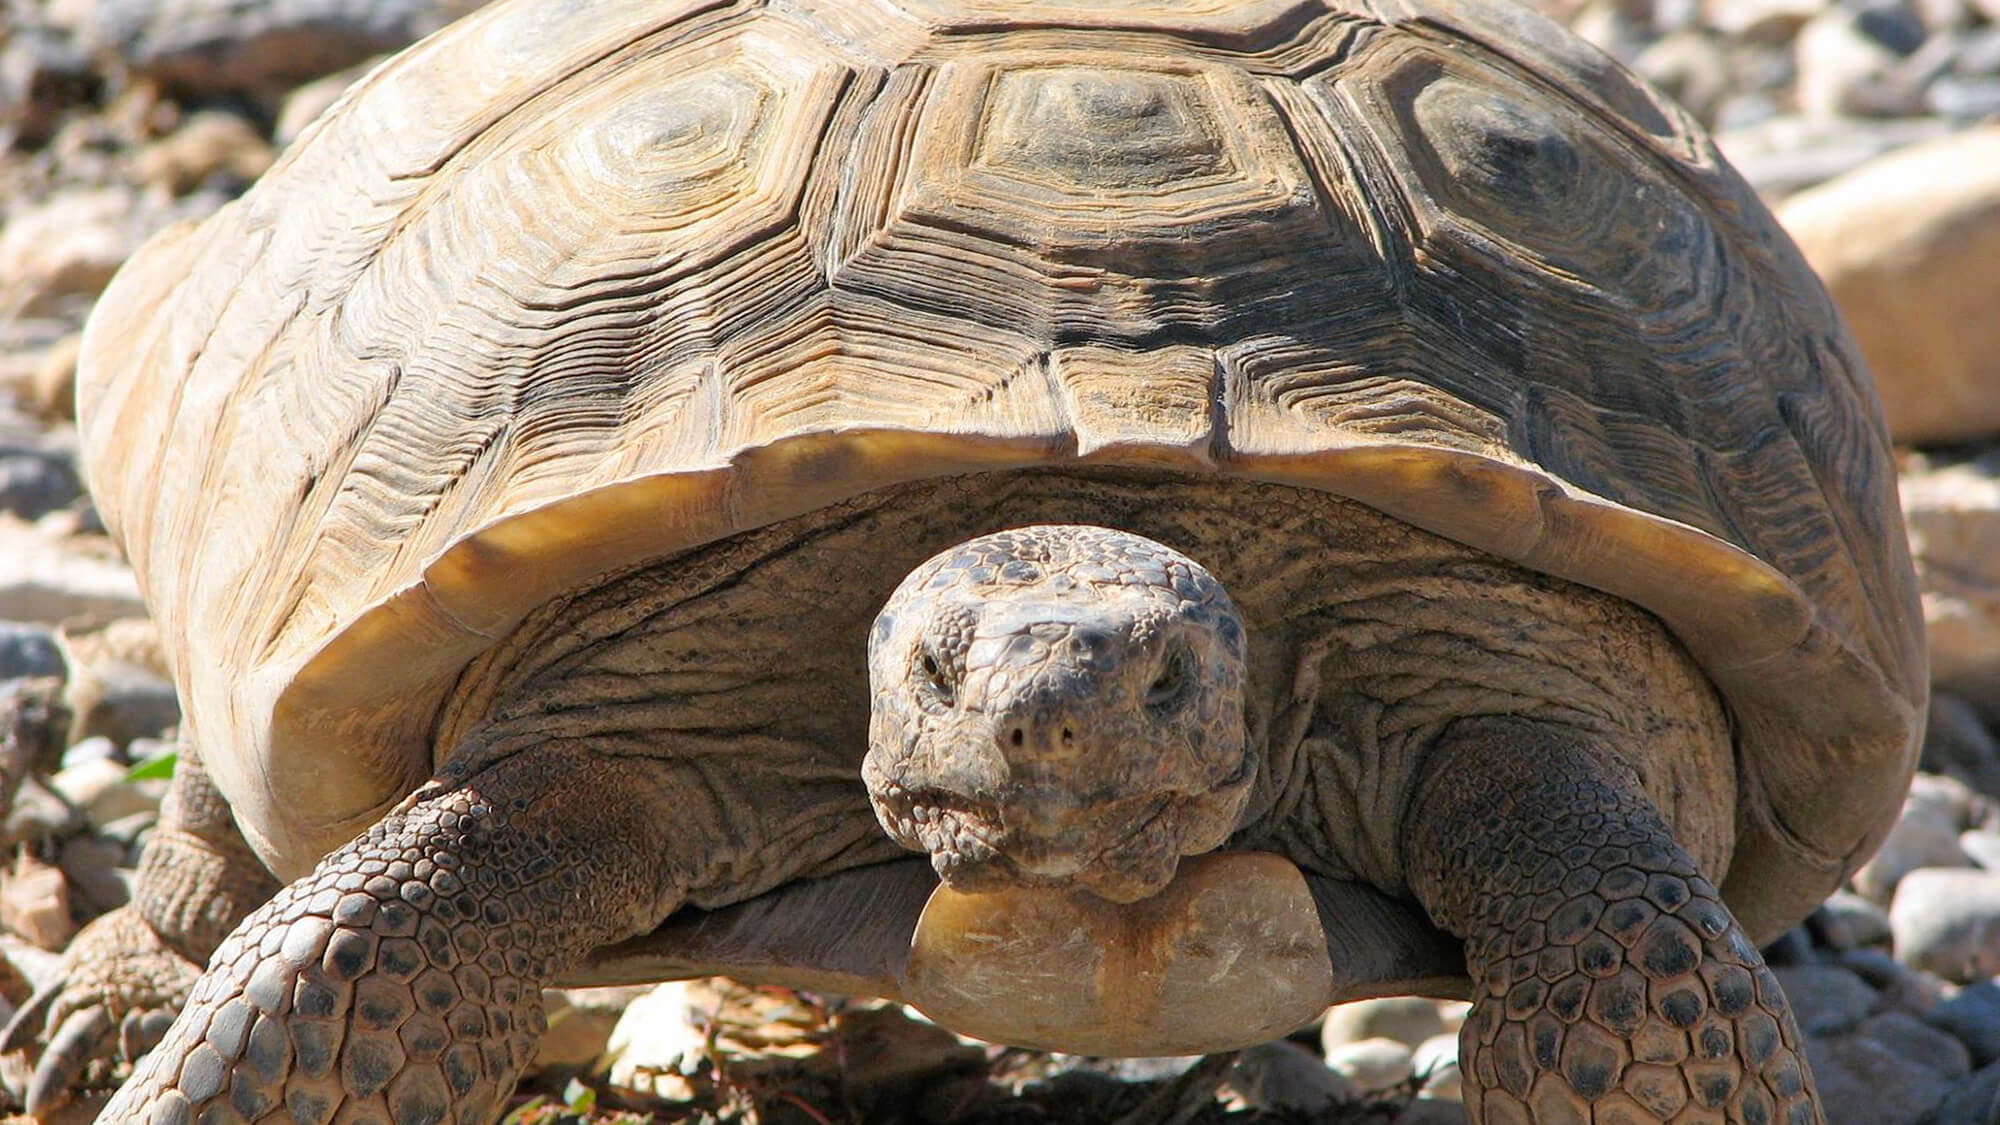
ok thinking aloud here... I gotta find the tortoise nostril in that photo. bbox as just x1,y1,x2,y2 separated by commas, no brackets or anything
1009,727,1025,748
1060,726,1075,746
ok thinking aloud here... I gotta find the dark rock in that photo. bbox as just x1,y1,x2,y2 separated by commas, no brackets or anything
0,622,63,681
1929,980,2000,1066
1773,964,1880,1035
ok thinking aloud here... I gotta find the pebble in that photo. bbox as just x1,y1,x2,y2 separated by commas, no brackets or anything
56,832,126,913
133,110,273,195
1923,692,2000,801
1933,1060,2000,1125
0,516,144,623
0,851,71,950
1928,980,2000,1067
1773,964,1881,1035
1394,1098,1468,1124
1891,867,2000,981
1412,1032,1463,1101
0,622,63,681
1794,4,1927,117
602,981,709,1100
1806,1031,1957,1125
1860,1009,1974,1077
50,754,163,828
1324,1036,1415,1094
1225,1039,1358,1114
1852,791,1973,905
1321,995,1449,1051
1810,890,1896,951
1962,829,2000,870
79,0,481,105
273,56,381,146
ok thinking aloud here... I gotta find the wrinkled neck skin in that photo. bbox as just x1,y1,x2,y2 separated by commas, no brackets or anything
435,468,1734,917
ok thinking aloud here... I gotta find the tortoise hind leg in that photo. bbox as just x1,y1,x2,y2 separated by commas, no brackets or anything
1,734,278,1115
1405,717,1823,1125
95,744,685,1125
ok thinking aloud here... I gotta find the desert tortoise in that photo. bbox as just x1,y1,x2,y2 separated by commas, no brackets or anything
12,0,1924,1121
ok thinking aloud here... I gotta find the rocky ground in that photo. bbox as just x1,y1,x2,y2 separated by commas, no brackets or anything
3,0,2000,1122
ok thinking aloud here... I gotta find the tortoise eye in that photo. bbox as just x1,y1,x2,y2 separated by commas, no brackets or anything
1147,645,1193,713
918,649,954,702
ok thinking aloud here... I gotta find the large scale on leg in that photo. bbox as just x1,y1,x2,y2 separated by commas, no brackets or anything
30,0,1922,1121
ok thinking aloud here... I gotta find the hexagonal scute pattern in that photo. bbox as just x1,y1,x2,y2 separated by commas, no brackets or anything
1410,722,1823,1125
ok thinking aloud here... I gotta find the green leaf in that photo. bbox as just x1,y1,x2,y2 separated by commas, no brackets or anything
124,749,178,781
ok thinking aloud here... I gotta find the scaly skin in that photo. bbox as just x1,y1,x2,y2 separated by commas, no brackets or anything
2,737,278,1114
90,745,678,1124
1407,717,1823,1125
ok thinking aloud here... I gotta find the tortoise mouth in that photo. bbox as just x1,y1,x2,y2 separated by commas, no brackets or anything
869,765,1248,903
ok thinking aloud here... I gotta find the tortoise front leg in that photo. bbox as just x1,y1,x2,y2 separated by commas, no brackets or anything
1405,717,1823,1125
2,734,279,1115
97,744,685,1125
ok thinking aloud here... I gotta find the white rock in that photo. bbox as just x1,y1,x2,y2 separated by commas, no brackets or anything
1324,1036,1414,1094
1793,6,1922,117
50,756,164,829
603,981,707,1099
0,516,143,623
0,190,140,319
533,985,649,1074
1891,867,2000,981
1963,830,2000,870
1322,996,1449,1051
1413,1033,1462,1101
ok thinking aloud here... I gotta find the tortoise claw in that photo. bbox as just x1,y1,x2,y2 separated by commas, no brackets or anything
25,1007,110,1116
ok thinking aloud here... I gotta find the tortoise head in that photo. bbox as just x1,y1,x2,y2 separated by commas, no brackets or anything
864,525,1253,903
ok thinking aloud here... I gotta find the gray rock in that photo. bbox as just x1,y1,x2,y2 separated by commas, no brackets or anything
1838,948,1953,1015
56,833,128,914
80,0,483,104
1858,1010,1973,1078
1226,1039,1357,1114
1812,890,1895,951
0,449,80,521
1773,964,1880,1035
1891,868,2000,981
0,623,63,681
1717,113,1955,198
1927,980,2000,1066
1322,997,1450,1051
1805,1032,1956,1125
1930,1059,2000,1124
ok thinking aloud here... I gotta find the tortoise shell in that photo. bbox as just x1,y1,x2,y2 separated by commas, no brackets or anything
77,0,1923,942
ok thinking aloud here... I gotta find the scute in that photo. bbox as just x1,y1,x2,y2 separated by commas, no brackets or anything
77,0,1920,949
